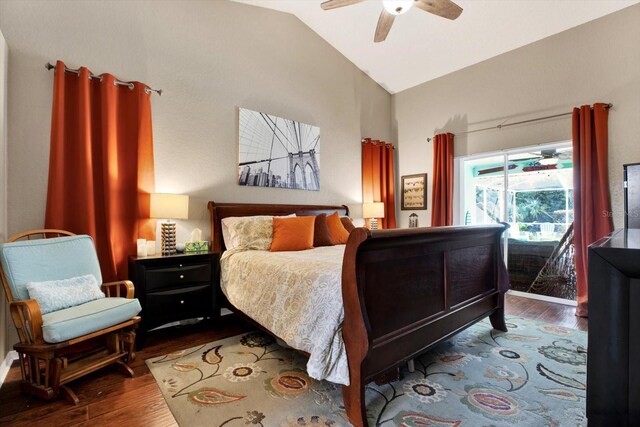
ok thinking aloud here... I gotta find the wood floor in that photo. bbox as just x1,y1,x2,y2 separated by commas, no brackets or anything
0,294,587,426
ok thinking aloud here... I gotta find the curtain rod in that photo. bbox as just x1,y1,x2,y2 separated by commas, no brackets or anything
45,62,162,96
426,103,612,142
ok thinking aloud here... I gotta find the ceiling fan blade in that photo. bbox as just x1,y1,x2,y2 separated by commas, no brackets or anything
320,0,365,10
414,0,463,20
374,9,396,43
514,155,542,162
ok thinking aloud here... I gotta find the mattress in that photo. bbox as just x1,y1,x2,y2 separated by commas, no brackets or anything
220,245,349,385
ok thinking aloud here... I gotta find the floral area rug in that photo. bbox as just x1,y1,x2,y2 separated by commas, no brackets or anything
145,317,587,426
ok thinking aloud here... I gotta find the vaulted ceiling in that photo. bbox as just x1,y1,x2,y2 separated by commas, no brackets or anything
233,0,639,93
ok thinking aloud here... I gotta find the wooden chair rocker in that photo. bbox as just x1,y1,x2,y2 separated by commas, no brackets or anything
0,229,142,404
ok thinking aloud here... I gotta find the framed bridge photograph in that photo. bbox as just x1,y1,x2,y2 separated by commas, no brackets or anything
238,108,320,191
401,173,427,210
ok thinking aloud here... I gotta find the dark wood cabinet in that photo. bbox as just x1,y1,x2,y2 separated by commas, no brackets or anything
129,252,219,348
588,229,640,426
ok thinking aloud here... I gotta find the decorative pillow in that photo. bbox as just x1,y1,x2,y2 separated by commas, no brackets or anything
271,216,315,252
26,274,104,315
340,216,356,232
227,216,273,250
222,215,295,251
327,211,350,244
313,214,334,247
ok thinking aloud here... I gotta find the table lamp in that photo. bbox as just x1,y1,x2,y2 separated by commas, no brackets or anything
150,193,189,255
363,202,385,230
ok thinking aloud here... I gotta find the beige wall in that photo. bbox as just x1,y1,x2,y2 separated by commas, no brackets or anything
0,28,8,369
0,0,391,359
394,4,640,228
0,0,392,241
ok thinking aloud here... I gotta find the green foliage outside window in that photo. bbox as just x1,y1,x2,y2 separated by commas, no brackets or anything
516,190,571,223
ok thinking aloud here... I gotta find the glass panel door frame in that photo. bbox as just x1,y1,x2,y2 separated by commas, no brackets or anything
455,140,574,303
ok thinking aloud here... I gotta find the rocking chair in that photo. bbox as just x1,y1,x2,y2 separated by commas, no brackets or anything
0,230,142,403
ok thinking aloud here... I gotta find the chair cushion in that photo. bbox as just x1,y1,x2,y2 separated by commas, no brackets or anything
26,274,104,314
0,235,102,301
41,297,141,343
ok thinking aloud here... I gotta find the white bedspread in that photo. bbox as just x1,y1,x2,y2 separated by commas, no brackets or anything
220,245,349,385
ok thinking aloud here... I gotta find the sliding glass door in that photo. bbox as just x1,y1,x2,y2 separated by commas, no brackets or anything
459,143,575,302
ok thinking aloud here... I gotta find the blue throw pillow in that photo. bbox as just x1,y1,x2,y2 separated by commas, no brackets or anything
26,274,105,314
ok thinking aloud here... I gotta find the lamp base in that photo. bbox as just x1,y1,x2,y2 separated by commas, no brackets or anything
369,218,379,230
161,221,177,256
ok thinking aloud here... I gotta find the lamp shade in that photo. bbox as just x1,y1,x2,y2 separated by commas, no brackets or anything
150,193,189,219
363,202,385,219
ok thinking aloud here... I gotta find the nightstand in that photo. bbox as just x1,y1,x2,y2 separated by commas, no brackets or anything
128,251,219,348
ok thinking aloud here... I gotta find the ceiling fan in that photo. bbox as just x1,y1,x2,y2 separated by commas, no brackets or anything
524,149,572,165
477,149,572,175
320,0,463,43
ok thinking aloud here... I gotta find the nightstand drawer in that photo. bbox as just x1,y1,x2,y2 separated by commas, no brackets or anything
145,263,211,291
145,284,212,318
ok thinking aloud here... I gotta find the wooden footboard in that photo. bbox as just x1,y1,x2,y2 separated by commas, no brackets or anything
341,225,509,427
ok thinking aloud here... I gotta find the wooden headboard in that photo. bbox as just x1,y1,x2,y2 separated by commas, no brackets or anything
207,201,349,254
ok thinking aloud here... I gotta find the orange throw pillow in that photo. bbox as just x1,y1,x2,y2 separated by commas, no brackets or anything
327,211,350,244
271,216,315,252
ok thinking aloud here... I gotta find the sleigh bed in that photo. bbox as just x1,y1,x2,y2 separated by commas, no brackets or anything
208,201,509,427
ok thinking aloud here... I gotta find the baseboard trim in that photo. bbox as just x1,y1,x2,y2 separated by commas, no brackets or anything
508,290,577,307
0,350,18,389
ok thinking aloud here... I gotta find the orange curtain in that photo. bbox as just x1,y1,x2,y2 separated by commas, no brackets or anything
431,133,454,226
362,138,397,229
45,60,155,281
572,103,612,317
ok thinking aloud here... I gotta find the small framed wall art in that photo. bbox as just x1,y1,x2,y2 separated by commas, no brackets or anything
401,173,427,210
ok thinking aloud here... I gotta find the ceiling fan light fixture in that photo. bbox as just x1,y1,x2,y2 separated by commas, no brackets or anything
382,0,413,15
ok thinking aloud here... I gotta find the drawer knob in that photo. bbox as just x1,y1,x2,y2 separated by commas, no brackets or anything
180,274,184,279
180,300,185,304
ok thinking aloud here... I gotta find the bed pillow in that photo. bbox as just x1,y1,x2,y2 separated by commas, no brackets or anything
271,216,315,252
327,211,350,244
222,216,273,251
26,274,104,314
340,216,356,233
222,215,295,251
313,214,334,247
221,219,234,250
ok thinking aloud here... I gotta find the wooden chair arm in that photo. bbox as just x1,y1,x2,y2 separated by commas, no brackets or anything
102,280,135,299
9,299,45,346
